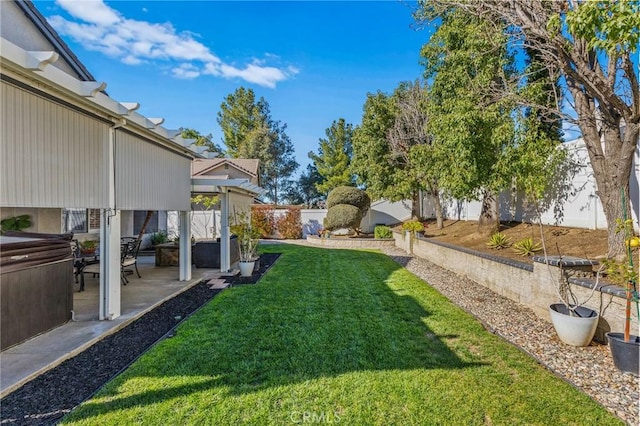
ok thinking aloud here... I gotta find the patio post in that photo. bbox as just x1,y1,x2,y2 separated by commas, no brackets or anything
220,187,230,273
99,209,121,320
179,210,191,281
99,121,123,320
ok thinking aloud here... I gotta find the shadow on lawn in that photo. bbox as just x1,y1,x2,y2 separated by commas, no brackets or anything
67,244,486,422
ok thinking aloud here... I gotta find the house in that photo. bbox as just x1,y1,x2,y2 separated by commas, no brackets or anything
0,0,204,320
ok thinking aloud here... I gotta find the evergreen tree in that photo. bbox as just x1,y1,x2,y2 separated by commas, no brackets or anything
217,87,298,204
308,118,355,195
179,127,224,156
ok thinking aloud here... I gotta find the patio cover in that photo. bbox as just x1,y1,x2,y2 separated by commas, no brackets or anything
0,36,210,320
191,177,265,272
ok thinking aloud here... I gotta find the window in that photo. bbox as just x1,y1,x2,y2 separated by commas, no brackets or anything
62,209,101,233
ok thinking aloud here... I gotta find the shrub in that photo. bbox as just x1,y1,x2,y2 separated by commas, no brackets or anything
275,208,302,239
1,214,31,233
402,220,424,233
326,186,371,213
251,206,276,238
374,225,393,239
487,232,511,250
324,204,363,231
151,231,169,246
512,237,542,256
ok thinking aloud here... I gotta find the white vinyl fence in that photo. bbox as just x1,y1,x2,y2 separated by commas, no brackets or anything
300,199,413,238
168,210,221,240
422,138,640,231
167,138,639,239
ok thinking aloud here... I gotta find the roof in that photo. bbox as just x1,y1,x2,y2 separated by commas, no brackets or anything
191,158,259,178
191,177,265,196
15,0,96,82
0,36,201,160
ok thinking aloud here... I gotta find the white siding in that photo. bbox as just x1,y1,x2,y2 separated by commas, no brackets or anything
115,130,191,211
1,81,108,208
0,2,80,77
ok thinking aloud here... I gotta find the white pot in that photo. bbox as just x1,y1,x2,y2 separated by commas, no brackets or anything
239,261,255,277
549,303,599,347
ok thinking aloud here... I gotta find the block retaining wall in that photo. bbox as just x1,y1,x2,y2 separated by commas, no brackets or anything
393,231,637,343
306,235,396,249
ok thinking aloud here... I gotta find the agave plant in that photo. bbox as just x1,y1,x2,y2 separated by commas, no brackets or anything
486,232,511,250
513,237,542,256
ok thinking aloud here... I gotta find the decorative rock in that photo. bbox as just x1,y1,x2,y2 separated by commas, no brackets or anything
382,246,639,425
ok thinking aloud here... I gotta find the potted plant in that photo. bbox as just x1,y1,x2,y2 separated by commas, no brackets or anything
531,207,601,347
541,249,601,347
150,231,169,247
602,217,639,376
230,209,260,277
402,219,424,254
79,240,98,255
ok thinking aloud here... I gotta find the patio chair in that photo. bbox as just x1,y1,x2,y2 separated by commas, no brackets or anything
71,239,82,285
121,239,142,285
73,239,99,292
80,239,142,288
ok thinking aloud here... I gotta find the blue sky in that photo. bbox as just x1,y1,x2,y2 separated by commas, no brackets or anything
35,0,431,175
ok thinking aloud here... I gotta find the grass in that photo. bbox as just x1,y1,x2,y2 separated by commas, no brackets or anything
62,244,621,425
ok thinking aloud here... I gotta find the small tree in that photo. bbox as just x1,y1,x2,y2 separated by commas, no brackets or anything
324,205,363,233
230,208,260,262
191,194,219,239
324,186,371,235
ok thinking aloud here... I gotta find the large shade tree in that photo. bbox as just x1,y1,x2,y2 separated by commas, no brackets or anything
421,10,517,235
309,118,355,195
351,92,400,207
217,87,298,204
352,83,438,222
388,80,444,227
417,0,640,255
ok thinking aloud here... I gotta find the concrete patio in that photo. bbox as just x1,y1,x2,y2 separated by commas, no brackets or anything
0,256,228,398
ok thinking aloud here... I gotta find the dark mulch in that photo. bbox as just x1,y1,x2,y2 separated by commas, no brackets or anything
0,253,280,426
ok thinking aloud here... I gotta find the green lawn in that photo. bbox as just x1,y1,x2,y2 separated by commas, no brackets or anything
62,244,620,425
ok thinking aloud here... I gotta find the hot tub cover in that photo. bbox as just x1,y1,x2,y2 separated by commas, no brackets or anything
0,235,72,273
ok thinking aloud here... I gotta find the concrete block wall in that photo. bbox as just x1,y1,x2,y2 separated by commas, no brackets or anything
306,235,396,249
393,230,638,343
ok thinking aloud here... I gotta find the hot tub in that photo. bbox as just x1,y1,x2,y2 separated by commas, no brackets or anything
1,234,73,350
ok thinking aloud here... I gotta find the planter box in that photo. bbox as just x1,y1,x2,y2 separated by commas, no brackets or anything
155,243,180,266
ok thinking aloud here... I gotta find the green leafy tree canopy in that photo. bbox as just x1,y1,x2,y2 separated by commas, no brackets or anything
309,118,355,195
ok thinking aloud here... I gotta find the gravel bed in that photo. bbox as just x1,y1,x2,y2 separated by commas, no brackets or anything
0,253,280,426
381,246,639,425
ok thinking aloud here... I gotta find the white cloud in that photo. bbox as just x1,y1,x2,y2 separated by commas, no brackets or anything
56,0,121,26
202,60,299,89
49,0,296,88
172,64,200,80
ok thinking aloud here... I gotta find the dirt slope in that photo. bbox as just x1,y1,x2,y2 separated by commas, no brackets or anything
420,219,608,264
